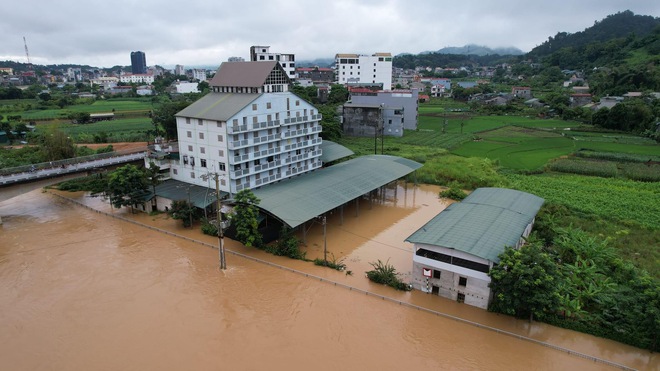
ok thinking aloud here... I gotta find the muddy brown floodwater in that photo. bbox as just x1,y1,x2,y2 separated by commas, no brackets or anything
0,183,657,371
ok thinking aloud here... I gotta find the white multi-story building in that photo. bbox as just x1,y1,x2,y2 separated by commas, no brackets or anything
173,81,200,94
171,61,322,194
335,53,393,89
192,69,207,82
119,73,155,84
250,45,296,80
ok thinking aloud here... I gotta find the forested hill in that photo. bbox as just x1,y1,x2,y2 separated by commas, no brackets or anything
528,10,659,58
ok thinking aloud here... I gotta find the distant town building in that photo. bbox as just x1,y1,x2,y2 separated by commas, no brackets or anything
511,86,532,99
119,73,155,84
228,56,245,62
192,69,207,82
0,67,13,75
296,67,334,83
250,45,296,79
175,64,185,76
335,53,393,89
131,51,147,74
172,81,200,94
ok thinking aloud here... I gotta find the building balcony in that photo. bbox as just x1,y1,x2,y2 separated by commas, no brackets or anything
251,120,280,131
227,124,249,134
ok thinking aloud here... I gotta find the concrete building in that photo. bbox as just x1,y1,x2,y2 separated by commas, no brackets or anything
296,67,334,83
192,69,207,82
168,61,322,195
131,51,147,74
406,188,544,309
511,86,532,99
335,53,392,89
172,81,200,94
119,73,155,84
175,65,185,76
250,45,296,80
342,88,418,137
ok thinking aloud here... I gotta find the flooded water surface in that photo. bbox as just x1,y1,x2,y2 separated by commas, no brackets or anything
0,185,657,370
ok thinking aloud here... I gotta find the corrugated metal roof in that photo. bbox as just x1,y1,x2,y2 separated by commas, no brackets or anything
319,140,354,163
175,92,260,121
405,188,544,262
153,179,227,208
209,61,279,88
252,155,422,228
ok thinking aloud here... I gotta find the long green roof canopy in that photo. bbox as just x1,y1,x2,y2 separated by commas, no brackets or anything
252,155,422,228
319,140,354,163
405,188,544,262
151,179,227,208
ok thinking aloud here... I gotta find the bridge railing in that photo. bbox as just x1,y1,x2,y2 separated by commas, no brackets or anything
0,147,146,176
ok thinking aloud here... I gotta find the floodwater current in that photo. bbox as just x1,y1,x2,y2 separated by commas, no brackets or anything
0,184,657,371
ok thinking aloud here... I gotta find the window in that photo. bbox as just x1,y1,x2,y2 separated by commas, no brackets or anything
252,104,257,111
217,121,223,128
186,118,191,124
190,172,195,179
200,147,205,154
219,162,226,171
259,56,265,60
253,116,258,124
173,168,178,175
187,131,192,138
295,100,300,106
217,134,223,142
199,132,204,139
182,155,189,165
233,119,238,126
201,159,207,168
433,270,441,279
459,277,467,287
267,102,271,109
218,149,224,157
188,145,193,151
190,157,195,166
198,119,203,125
457,293,465,303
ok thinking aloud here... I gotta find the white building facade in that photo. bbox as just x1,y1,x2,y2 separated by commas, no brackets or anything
170,61,322,195
335,53,393,89
119,73,155,84
250,45,296,80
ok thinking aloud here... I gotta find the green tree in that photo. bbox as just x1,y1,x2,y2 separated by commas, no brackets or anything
40,127,76,161
169,199,196,228
152,99,193,140
232,189,262,247
106,164,149,212
328,84,349,104
489,239,561,322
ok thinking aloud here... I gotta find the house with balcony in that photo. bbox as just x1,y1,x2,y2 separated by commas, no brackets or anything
166,60,323,196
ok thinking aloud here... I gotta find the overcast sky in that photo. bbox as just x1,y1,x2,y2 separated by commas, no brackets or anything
1,0,658,69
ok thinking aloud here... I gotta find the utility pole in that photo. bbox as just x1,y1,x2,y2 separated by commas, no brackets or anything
214,173,227,270
322,215,327,263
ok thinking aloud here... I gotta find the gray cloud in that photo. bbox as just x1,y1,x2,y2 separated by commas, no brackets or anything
1,0,658,68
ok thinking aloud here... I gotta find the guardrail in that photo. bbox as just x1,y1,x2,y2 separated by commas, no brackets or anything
0,151,146,186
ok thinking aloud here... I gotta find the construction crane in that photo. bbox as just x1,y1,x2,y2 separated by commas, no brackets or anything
23,36,32,69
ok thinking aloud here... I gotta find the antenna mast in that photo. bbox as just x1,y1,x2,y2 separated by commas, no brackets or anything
23,36,32,69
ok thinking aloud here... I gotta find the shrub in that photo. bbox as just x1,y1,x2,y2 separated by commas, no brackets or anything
366,259,411,291
313,253,346,271
439,186,467,200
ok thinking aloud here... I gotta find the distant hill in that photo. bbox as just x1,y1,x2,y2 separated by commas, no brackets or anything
529,10,660,57
434,44,523,56
297,58,334,68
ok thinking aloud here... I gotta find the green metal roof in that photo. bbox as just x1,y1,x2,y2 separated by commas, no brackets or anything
152,179,227,208
405,188,544,263
319,140,354,163
252,155,422,228
175,92,260,121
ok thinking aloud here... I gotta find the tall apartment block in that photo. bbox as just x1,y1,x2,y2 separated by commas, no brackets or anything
130,51,147,74
335,53,393,89
172,61,323,194
250,45,296,79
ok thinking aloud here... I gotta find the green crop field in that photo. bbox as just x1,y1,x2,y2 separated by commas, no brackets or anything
43,117,153,136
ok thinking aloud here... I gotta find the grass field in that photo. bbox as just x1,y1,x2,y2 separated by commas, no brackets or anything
5,99,153,121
